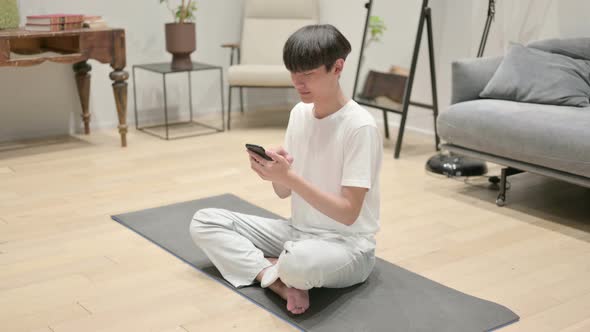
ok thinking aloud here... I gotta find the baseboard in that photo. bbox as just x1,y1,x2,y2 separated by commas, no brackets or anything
73,100,437,138
371,110,436,137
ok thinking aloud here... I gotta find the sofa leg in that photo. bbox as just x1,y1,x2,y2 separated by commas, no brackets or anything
496,167,524,207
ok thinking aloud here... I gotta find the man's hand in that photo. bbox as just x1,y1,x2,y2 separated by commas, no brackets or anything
267,146,294,165
248,148,293,186
247,146,367,225
247,146,293,199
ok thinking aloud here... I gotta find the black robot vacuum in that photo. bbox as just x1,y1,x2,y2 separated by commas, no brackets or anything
425,153,488,177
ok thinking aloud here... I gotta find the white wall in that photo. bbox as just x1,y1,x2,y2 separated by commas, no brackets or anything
1,0,589,142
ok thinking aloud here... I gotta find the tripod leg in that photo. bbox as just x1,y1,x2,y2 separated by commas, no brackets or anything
477,0,496,57
382,111,390,139
425,8,440,151
395,0,428,159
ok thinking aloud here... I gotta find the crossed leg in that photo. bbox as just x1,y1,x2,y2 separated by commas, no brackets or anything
190,208,373,315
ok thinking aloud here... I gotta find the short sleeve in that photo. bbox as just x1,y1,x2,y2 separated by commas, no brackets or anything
341,125,382,189
283,104,299,153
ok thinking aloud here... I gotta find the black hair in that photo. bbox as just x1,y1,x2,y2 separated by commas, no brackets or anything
283,24,352,73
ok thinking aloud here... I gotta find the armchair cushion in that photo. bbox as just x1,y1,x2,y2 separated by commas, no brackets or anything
228,64,292,87
240,0,318,66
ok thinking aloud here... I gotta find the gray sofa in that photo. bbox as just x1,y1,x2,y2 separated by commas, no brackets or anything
437,39,590,206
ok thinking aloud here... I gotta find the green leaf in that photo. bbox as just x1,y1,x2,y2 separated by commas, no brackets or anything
161,1,198,23
368,15,386,41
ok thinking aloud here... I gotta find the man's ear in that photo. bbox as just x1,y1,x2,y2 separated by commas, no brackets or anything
333,58,345,75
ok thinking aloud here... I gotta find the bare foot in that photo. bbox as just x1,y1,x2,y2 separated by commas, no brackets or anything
286,287,310,315
257,258,310,315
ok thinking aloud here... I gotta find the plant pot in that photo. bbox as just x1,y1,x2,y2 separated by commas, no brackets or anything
165,22,196,70
0,0,20,30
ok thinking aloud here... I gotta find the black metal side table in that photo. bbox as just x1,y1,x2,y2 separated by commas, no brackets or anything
132,62,225,140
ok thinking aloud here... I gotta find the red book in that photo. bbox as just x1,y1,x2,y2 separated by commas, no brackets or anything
26,14,84,25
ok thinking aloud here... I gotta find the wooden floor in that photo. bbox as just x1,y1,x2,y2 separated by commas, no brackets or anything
1,110,589,332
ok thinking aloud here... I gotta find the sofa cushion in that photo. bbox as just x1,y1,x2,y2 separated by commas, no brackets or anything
480,44,590,107
451,56,503,104
437,99,590,177
528,38,590,61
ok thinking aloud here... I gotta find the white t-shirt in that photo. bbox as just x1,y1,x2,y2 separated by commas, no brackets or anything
284,99,382,237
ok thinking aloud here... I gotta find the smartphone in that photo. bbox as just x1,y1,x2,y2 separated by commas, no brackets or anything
245,143,274,161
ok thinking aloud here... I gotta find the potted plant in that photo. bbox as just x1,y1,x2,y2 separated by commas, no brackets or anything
358,15,386,70
365,15,386,50
160,0,198,70
359,16,409,104
0,0,20,30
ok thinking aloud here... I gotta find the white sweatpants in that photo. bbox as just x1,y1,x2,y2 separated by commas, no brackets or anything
189,208,376,289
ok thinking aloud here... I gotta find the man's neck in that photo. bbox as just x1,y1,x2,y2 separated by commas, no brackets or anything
313,88,349,119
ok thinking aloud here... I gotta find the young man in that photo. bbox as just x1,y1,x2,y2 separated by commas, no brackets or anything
190,24,382,315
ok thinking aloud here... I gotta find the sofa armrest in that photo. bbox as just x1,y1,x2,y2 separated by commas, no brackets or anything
451,56,503,104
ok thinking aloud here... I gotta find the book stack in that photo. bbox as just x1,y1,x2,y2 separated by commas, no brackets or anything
25,14,84,32
83,16,108,29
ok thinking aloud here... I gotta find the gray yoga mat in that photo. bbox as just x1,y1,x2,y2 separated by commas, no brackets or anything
112,194,519,332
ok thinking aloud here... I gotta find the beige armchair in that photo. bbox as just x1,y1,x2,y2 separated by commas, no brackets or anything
222,0,319,129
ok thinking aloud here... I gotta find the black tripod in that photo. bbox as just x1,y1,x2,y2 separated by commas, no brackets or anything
353,0,440,159
394,0,440,159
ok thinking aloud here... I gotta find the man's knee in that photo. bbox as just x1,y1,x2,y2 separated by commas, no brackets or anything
189,208,228,240
278,242,322,290
277,240,370,289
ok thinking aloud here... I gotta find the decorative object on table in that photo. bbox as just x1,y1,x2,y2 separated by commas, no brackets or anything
0,0,20,30
83,16,108,29
160,0,198,70
353,0,440,159
424,0,496,179
25,14,84,31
